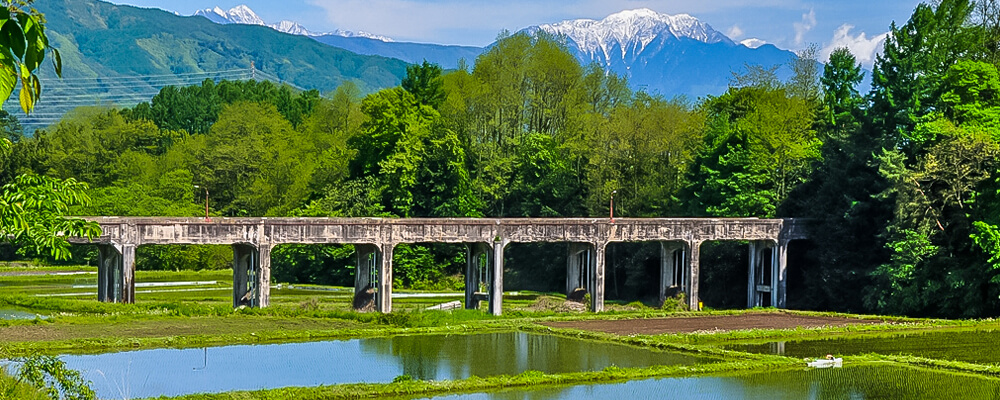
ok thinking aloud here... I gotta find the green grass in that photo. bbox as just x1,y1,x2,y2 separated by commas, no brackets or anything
152,359,803,400
0,368,51,400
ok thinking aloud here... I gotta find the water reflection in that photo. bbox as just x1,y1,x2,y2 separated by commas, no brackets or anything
408,365,1000,400
0,308,43,320
54,332,710,399
362,332,704,380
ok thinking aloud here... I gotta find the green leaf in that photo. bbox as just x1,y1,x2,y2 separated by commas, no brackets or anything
1,18,26,59
0,64,15,108
51,48,61,77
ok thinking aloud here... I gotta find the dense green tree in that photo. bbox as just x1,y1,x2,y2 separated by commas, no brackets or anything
821,48,866,130
869,128,999,316
686,84,820,217
401,60,446,109
503,133,583,217
35,108,181,186
869,0,976,154
781,48,891,312
587,95,703,216
196,101,316,216
938,59,1000,127
125,79,321,134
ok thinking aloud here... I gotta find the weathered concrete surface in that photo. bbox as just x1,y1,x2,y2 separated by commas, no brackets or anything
71,217,809,313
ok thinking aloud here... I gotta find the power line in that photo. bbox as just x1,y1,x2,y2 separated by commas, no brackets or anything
3,65,309,133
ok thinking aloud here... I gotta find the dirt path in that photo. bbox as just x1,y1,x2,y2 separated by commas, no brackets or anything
0,317,361,343
541,312,886,335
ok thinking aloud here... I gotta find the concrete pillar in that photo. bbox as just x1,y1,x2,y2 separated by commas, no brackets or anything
488,240,506,316
687,240,702,311
776,240,789,308
747,241,759,308
355,244,378,294
747,240,781,308
377,242,394,313
122,244,135,304
256,244,272,308
566,243,589,295
591,242,606,312
465,243,491,310
232,244,256,308
97,245,120,303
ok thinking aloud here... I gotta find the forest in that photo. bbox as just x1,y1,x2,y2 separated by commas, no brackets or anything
2,0,999,318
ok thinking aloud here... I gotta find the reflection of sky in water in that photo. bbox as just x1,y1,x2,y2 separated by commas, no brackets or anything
57,332,708,399
0,309,43,320
409,365,1000,400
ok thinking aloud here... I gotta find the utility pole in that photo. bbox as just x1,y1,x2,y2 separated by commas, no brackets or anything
250,61,256,80
610,190,617,223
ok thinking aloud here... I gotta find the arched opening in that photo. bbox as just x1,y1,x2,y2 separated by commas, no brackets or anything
786,239,821,311
502,242,570,311
698,241,750,310
269,243,358,311
97,244,232,305
390,243,469,312
604,242,662,306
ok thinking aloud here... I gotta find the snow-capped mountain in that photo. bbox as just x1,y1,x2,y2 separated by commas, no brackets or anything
193,5,392,41
520,9,797,97
527,8,732,63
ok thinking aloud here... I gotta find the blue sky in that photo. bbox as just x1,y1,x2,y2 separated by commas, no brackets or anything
111,0,923,66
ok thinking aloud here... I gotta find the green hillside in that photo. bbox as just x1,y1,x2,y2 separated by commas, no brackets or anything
4,0,409,131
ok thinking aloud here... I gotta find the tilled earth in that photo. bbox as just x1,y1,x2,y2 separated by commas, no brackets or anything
541,312,887,335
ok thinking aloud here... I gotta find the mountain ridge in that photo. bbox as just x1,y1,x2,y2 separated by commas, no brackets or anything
193,4,393,41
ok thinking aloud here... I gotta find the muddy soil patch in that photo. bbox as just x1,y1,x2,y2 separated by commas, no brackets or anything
0,317,363,343
541,312,886,335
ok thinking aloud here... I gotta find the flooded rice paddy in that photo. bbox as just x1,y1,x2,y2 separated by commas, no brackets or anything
404,364,1000,400
56,332,712,398
724,328,1000,364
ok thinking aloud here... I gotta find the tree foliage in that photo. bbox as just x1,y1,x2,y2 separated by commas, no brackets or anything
0,0,62,114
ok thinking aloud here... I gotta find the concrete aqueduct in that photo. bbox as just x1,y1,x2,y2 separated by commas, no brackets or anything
71,217,809,314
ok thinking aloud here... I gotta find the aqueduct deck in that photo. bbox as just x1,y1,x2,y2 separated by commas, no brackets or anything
70,217,809,314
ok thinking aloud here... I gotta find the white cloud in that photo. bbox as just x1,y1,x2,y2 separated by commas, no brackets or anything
741,38,768,48
793,9,815,45
727,25,744,40
821,24,888,67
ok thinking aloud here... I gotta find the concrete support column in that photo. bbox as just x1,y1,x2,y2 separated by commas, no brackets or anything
377,242,395,313
566,243,589,295
121,244,135,304
747,240,782,308
747,241,759,308
687,240,702,311
776,240,789,308
488,240,507,316
355,244,378,295
591,242,606,312
97,245,121,303
232,243,257,308
256,244,272,308
465,243,491,310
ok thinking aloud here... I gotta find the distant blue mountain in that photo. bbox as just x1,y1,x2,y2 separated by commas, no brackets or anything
310,35,484,70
